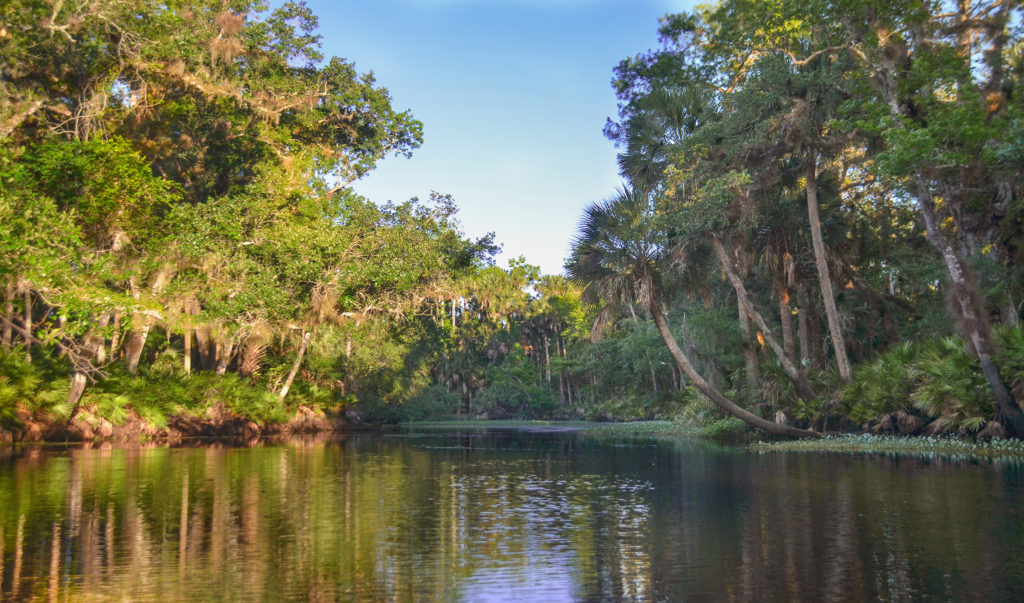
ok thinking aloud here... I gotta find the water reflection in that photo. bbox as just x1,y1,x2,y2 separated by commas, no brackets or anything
0,431,1021,601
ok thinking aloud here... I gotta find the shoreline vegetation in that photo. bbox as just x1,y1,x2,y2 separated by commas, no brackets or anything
4,1,1024,447
401,419,1024,463
9,415,1023,466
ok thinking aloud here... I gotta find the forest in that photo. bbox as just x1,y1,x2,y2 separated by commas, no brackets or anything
2,0,1024,442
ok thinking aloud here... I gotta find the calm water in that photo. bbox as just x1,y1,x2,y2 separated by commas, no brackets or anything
0,428,1022,601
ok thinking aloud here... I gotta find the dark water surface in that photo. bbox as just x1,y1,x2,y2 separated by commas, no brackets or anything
1,428,1022,601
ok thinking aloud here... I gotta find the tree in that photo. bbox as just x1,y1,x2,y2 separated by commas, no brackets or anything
568,186,820,438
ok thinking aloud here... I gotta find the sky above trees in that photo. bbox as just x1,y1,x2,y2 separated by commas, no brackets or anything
306,0,695,274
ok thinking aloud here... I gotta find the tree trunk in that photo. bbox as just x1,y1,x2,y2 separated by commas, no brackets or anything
109,311,121,361
279,331,311,402
712,238,818,401
797,286,814,368
779,286,797,365
780,253,797,364
543,334,551,383
648,298,819,438
57,315,67,357
123,279,150,374
69,318,109,416
22,290,31,364
215,339,234,375
183,317,192,375
737,297,760,394
805,149,852,382
1005,302,1020,327
915,177,1024,435
66,372,88,413
195,325,214,370
2,280,13,349
857,11,1023,432
94,314,109,364
123,319,150,375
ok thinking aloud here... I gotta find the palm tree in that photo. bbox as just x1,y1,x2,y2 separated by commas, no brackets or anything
616,77,820,403
567,186,819,438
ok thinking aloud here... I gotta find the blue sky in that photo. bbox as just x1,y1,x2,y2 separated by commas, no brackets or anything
305,0,696,274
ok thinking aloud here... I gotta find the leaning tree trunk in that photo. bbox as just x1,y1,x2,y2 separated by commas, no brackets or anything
712,238,818,401
647,297,819,439
855,8,1023,432
279,330,311,402
805,149,852,382
915,177,1024,435
68,317,110,416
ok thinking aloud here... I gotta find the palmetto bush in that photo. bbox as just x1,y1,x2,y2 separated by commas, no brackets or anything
0,348,69,420
910,338,992,433
995,325,1024,399
841,336,1000,433
842,342,923,424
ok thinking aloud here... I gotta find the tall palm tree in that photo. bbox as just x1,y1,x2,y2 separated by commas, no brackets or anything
617,77,820,403
567,186,819,438
616,85,717,193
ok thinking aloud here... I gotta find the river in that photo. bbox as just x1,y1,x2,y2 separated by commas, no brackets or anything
1,427,1022,601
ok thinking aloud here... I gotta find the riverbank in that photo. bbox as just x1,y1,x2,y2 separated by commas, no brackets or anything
7,412,1024,464
0,403,350,446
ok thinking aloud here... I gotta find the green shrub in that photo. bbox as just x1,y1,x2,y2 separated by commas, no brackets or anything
0,347,69,419
911,338,992,433
841,341,922,423
840,336,995,433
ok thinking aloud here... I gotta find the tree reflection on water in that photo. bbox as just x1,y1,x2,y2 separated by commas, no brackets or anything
0,431,1021,601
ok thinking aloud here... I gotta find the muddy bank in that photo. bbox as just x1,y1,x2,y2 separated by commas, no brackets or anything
0,403,355,445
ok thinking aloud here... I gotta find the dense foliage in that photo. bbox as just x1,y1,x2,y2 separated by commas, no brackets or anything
2,0,1024,440
0,0,495,434
563,0,1024,437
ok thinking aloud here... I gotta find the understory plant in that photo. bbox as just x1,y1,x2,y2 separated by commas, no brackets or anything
840,334,1010,434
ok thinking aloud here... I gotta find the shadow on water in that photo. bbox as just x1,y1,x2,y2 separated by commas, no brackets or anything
0,429,1022,601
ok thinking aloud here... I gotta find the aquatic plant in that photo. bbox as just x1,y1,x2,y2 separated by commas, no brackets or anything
752,433,1024,463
